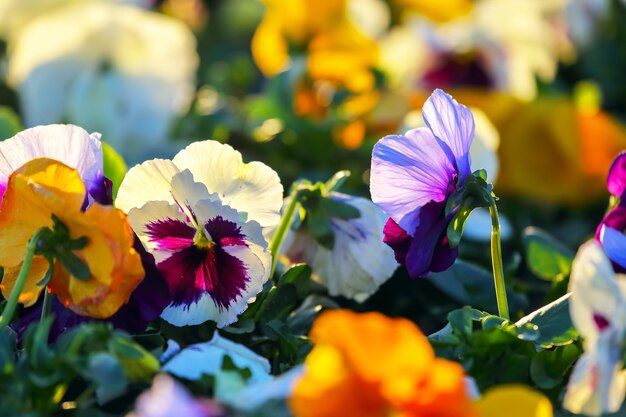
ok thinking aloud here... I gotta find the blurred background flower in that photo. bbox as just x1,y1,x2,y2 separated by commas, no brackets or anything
5,0,197,161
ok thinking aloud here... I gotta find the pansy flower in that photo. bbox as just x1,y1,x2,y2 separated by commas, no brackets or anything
0,124,168,333
289,309,474,417
0,158,144,318
0,124,106,203
370,88,475,278
563,241,626,416
116,140,283,327
282,193,397,301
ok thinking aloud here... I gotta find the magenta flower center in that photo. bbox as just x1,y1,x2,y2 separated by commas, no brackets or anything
146,216,250,311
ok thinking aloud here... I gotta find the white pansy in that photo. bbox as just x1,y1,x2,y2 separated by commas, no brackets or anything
563,241,626,416
116,140,282,327
282,193,397,302
7,1,197,159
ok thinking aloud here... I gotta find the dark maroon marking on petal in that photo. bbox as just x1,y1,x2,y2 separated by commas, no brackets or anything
593,313,610,332
205,216,247,247
383,218,412,265
421,52,493,91
146,218,196,251
157,216,251,311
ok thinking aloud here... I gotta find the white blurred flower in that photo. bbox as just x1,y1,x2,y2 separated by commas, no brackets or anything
0,0,152,40
393,0,571,101
282,193,397,302
563,241,626,416
162,332,272,406
7,1,198,159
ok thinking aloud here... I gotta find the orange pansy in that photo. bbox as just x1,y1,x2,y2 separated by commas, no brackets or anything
0,158,144,318
289,310,475,417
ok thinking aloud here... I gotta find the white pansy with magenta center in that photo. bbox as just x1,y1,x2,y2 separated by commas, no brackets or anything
116,141,283,327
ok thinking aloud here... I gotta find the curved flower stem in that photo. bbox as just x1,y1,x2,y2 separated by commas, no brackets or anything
40,287,52,323
489,202,510,320
0,228,45,327
269,187,300,279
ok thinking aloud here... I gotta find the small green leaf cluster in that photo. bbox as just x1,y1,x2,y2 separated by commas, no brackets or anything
430,298,580,404
0,317,158,416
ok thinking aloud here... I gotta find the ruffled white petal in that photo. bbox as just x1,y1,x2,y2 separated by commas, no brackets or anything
284,194,397,301
172,141,283,227
0,124,103,191
116,159,181,213
569,241,626,344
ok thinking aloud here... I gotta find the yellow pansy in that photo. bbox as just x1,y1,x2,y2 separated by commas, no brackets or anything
0,158,144,318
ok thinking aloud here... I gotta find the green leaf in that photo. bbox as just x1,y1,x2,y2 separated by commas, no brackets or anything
307,208,334,249
428,260,527,314
56,250,91,281
523,227,574,281
108,336,159,381
447,204,474,248
515,293,577,347
87,352,128,404
102,142,127,199
257,285,299,322
278,264,312,298
0,107,22,140
319,197,360,219
324,170,351,192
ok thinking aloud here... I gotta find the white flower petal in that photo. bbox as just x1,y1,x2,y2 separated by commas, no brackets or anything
569,241,626,343
284,194,397,301
162,332,271,383
116,159,181,213
173,141,283,227
0,124,103,191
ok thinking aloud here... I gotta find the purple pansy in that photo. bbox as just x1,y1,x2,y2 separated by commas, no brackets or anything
596,152,626,272
370,89,475,278
116,140,282,327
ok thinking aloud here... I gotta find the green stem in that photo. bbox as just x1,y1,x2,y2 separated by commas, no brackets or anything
0,228,45,327
269,187,300,278
489,203,510,320
40,287,52,323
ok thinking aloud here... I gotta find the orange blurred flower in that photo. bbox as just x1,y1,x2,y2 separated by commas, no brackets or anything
252,0,381,148
0,158,144,318
289,310,475,417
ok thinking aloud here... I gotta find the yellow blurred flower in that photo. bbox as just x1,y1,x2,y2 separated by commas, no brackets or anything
289,310,475,417
252,0,381,148
476,385,553,417
393,0,474,22
0,158,144,318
